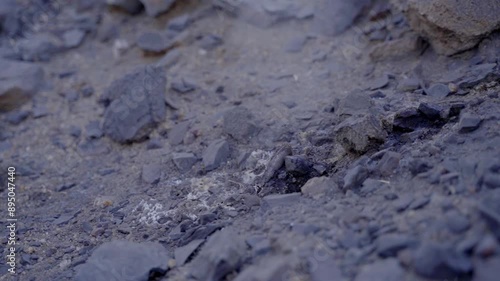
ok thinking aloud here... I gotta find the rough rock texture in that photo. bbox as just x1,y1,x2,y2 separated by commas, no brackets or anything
0,59,44,111
74,240,169,281
101,66,166,143
405,0,500,55
335,114,387,154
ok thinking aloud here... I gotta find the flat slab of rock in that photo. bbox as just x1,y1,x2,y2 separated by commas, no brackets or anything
202,139,230,171
405,0,500,55
101,66,166,143
223,106,260,143
172,152,197,173
75,240,169,281
142,163,161,184
174,239,204,266
0,59,44,111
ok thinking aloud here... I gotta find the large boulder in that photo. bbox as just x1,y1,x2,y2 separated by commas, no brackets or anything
404,0,500,55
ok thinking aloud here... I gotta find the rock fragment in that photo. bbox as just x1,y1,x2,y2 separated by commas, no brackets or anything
172,152,197,173
105,0,143,14
202,139,230,171
137,32,174,54
262,193,301,208
458,113,482,133
0,59,44,112
75,240,169,281
62,29,86,48
142,163,161,184
189,228,246,281
101,66,166,143
174,239,204,266
139,0,176,17
222,107,260,143
376,234,417,257
405,0,500,55
412,242,472,279
234,256,290,281
301,176,338,198
335,114,387,154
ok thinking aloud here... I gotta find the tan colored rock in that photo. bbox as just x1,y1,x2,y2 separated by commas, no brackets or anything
405,0,500,55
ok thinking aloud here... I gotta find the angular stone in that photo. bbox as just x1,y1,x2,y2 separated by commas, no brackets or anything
142,163,161,184
139,0,176,17
0,59,44,112
75,240,169,281
85,121,103,139
344,165,369,190
418,102,443,120
355,259,405,281
167,14,190,32
223,107,260,143
426,83,450,99
137,32,173,54
63,29,86,48
285,156,314,176
16,33,61,62
301,176,338,198
102,66,166,143
168,121,190,145
175,239,204,266
377,151,401,177
171,77,197,93
405,0,500,55
458,113,482,133
369,74,390,90
284,36,307,53
335,114,387,153
445,210,471,234
172,152,197,173
202,139,230,171
190,228,246,281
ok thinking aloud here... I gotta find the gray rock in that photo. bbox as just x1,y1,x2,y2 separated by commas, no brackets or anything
283,36,308,53
156,49,181,68
172,152,198,173
32,101,49,118
336,90,373,120
0,59,44,112
141,163,161,184
377,151,401,177
418,102,443,120
62,29,86,48
190,228,246,281
300,177,339,198
16,33,61,62
376,234,418,257
171,77,197,93
413,242,472,279
335,114,387,153
5,110,29,125
175,239,204,266
344,165,369,190
409,196,430,210
102,66,166,143
223,107,260,143
85,121,103,139
398,77,420,91
426,83,450,99
167,14,190,32
146,138,163,149
137,32,173,53
78,139,110,156
355,259,405,281
393,195,414,212
75,240,169,281
458,113,482,133
198,34,223,51
369,74,390,90
0,0,20,37
474,234,499,257
285,156,313,176
405,0,500,55
168,121,191,145
202,139,230,171
445,210,471,234
139,0,176,17
473,257,500,281
262,193,301,208
313,0,372,36
233,256,290,281
105,0,143,14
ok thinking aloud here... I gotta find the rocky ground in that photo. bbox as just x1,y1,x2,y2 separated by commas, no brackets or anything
0,0,499,280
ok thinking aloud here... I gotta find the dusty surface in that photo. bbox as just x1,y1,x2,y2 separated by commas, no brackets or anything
0,0,499,281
